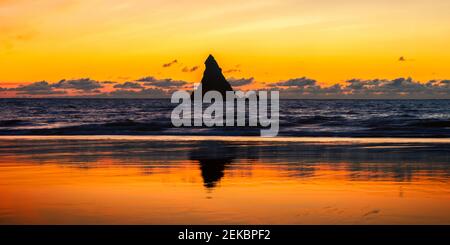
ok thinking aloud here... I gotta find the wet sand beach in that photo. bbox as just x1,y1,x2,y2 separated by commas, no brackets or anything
0,136,449,224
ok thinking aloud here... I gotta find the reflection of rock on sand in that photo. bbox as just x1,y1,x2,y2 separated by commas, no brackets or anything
189,142,235,189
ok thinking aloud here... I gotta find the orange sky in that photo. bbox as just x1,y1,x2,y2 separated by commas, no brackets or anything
1,0,450,89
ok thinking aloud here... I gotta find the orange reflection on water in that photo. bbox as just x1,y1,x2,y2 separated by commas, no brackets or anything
0,152,449,225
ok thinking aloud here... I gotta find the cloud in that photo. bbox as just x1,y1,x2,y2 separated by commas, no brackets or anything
268,77,329,96
0,75,190,98
162,59,178,68
398,56,414,62
4,78,103,96
345,78,422,94
53,78,103,92
182,66,199,72
228,77,254,86
12,81,66,95
3,75,449,99
269,77,450,99
113,81,144,89
427,79,450,87
224,68,241,73
271,77,317,87
136,76,187,88
104,88,170,98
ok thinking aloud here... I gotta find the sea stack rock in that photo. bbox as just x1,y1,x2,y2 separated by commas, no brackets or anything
192,54,233,97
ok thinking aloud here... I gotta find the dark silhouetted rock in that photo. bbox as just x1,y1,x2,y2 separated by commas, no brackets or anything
192,54,233,97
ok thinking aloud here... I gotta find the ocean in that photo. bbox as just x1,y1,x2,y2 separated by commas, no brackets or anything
1,99,449,137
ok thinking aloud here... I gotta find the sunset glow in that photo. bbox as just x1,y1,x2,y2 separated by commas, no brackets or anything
1,0,450,96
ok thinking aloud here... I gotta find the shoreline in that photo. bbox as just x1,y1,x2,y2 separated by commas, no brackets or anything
0,135,450,143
